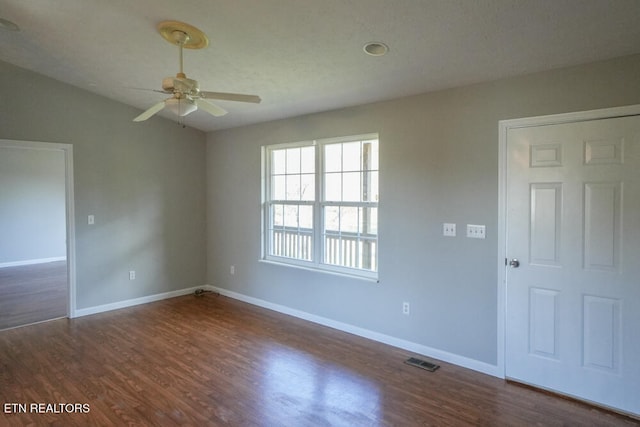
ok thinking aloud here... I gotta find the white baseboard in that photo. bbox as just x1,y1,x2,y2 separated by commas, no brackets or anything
0,257,67,268
73,286,206,318
206,285,501,378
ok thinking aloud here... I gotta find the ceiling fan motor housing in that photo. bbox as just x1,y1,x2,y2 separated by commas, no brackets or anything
162,76,199,94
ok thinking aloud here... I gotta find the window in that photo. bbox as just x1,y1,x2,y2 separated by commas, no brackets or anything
263,134,379,279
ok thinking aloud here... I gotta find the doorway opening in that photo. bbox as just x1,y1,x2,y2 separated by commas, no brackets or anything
0,139,76,330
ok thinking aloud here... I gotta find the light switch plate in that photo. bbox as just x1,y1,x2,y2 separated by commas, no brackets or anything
443,223,456,237
466,224,486,239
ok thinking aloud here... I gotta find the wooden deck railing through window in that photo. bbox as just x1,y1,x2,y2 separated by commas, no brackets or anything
271,227,377,271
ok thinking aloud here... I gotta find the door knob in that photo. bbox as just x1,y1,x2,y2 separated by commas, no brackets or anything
509,258,520,268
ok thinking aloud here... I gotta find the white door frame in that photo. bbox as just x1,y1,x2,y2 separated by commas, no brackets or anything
0,139,77,318
496,104,640,378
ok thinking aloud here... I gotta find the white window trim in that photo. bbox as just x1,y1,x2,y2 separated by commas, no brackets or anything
261,133,379,280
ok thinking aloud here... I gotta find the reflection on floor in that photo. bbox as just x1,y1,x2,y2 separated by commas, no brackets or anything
263,344,381,424
0,260,67,330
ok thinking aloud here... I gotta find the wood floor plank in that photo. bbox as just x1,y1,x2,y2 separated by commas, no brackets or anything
0,293,637,426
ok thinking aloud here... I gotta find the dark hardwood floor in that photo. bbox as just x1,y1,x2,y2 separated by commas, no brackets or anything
0,293,637,426
0,261,67,330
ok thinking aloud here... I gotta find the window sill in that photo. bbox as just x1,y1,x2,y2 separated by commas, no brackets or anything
259,259,379,283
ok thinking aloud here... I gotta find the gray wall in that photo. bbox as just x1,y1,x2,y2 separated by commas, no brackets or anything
0,60,207,309
206,54,640,366
0,145,66,264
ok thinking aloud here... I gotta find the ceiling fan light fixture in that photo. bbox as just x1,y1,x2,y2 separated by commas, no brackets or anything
363,42,389,56
165,98,197,117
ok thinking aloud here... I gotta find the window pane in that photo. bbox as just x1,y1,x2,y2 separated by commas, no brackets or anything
363,140,379,171
324,206,340,232
359,237,377,271
286,174,300,200
340,206,359,233
299,205,313,230
363,171,378,202
342,142,361,171
270,203,314,261
324,172,341,201
273,204,284,227
301,173,315,201
273,175,285,200
322,205,377,271
286,148,300,174
342,172,360,202
270,231,280,256
301,146,315,173
284,205,298,227
324,144,341,172
360,207,378,235
272,150,286,175
298,231,313,261
324,234,340,266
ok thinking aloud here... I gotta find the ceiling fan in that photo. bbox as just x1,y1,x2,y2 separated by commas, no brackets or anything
133,21,261,123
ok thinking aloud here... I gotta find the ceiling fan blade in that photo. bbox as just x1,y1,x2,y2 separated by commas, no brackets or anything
133,101,166,122
199,91,261,104
128,87,172,95
195,99,228,117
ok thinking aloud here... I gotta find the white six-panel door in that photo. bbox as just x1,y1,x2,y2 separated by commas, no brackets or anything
505,114,640,416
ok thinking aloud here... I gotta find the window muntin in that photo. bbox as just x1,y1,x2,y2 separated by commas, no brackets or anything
264,135,378,278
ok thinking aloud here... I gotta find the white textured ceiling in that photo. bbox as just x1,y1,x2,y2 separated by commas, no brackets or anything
2,0,640,132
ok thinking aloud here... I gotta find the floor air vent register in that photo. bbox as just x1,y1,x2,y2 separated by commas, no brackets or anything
405,357,440,372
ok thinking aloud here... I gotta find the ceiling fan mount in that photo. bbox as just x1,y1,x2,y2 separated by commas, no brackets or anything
133,21,261,123
157,21,209,49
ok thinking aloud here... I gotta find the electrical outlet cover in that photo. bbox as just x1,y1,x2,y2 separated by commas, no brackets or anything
402,302,410,315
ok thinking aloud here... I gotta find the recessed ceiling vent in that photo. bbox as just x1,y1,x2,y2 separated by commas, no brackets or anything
363,42,389,56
